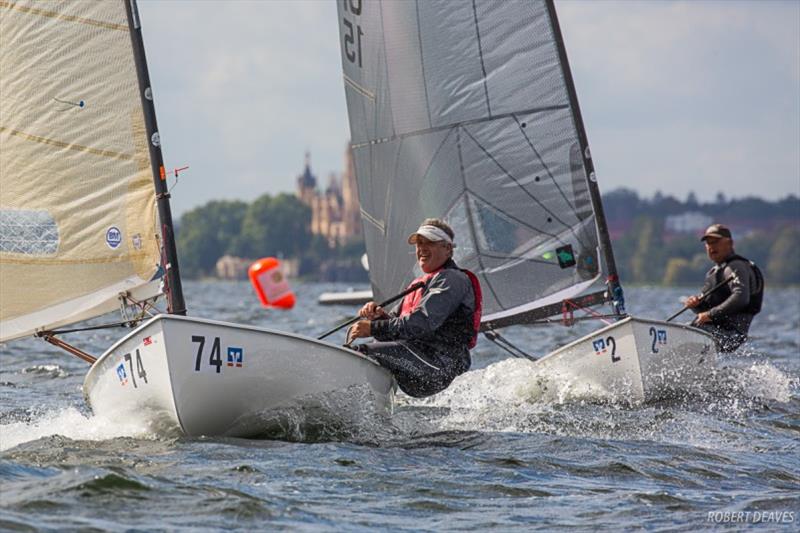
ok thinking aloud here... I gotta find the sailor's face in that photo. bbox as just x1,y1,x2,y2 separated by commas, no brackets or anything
704,236,733,263
415,238,451,273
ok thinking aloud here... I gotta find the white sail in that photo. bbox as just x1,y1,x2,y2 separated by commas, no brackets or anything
337,0,607,325
0,1,162,342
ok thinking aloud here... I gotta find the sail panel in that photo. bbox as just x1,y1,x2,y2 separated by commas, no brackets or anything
340,0,604,322
0,1,161,341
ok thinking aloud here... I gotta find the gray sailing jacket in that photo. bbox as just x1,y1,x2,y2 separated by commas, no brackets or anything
370,259,476,372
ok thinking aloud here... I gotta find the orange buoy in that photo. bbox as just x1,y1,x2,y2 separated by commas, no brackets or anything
248,257,296,309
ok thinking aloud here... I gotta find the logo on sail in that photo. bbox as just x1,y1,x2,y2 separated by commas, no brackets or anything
106,226,122,249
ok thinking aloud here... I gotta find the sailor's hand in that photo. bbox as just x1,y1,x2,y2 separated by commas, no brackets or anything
358,302,387,320
685,295,702,308
346,320,372,344
695,311,712,325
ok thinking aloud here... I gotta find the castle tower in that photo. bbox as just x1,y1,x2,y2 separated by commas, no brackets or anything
295,152,317,206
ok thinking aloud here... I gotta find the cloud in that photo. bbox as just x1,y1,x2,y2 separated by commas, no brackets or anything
137,0,800,215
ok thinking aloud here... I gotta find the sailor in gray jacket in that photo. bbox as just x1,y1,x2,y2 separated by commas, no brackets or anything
686,224,764,352
346,219,482,398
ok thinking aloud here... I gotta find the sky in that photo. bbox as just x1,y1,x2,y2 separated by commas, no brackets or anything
136,0,800,216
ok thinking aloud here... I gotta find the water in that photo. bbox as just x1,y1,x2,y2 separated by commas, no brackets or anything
1,283,798,530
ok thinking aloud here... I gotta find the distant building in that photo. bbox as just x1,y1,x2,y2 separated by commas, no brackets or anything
215,255,251,280
215,255,299,280
296,145,362,246
665,211,713,234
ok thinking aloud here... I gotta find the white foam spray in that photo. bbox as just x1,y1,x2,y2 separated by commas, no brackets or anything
0,406,155,452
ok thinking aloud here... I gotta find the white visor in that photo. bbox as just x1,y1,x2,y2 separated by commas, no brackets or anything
407,225,455,247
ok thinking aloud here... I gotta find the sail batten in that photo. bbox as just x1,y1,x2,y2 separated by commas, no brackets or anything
338,0,610,325
0,0,164,342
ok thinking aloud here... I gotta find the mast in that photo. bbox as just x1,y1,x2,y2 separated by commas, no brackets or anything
124,0,187,315
545,0,625,315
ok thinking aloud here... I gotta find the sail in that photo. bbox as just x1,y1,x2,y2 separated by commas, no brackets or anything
0,1,162,342
337,0,608,325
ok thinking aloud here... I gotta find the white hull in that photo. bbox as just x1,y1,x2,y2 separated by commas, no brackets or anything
533,317,717,403
83,315,395,437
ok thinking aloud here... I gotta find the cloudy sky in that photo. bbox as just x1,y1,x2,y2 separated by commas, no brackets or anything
137,0,800,215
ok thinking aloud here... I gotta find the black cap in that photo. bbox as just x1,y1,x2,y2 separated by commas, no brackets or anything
701,223,732,241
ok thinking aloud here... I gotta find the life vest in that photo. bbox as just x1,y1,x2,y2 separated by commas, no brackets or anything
399,266,482,348
708,254,764,315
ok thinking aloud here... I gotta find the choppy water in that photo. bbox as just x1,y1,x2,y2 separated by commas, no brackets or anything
1,282,798,530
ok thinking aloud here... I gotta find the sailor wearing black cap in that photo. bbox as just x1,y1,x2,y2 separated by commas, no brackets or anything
685,224,764,352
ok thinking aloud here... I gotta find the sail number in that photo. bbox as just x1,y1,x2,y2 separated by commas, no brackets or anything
342,0,364,68
191,335,244,374
592,336,620,364
116,349,148,388
649,327,667,353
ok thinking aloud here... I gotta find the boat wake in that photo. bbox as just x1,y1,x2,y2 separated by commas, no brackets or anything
397,357,797,447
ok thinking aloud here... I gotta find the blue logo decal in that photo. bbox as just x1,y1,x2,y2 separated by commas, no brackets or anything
227,347,243,368
116,363,128,385
106,226,122,249
592,339,607,354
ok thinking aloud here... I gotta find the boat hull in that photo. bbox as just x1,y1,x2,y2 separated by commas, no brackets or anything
533,317,716,403
83,315,395,437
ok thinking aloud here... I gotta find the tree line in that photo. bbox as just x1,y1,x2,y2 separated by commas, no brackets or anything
175,193,364,279
176,189,800,284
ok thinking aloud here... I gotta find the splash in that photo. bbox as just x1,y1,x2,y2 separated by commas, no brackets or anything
0,406,155,452
400,357,797,440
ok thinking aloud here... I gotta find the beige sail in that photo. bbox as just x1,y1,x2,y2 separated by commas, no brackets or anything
0,1,161,342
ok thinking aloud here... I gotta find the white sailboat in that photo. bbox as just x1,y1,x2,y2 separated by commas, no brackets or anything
0,0,393,437
337,0,716,403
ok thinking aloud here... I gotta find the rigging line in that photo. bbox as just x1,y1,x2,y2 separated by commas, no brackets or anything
461,127,586,246
511,114,580,218
415,127,456,203
484,330,538,361
456,126,501,309
465,187,564,243
471,0,492,117
414,0,433,128
350,104,570,149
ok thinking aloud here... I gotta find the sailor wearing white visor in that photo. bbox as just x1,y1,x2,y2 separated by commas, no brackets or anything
347,218,483,397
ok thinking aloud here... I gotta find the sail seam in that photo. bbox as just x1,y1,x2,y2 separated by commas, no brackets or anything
512,114,578,214
0,251,155,265
456,126,501,309
414,0,433,128
461,126,587,248
0,127,135,161
0,2,128,31
470,0,492,116
350,104,569,149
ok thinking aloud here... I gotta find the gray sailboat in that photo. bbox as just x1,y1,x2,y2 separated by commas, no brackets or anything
337,0,716,403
